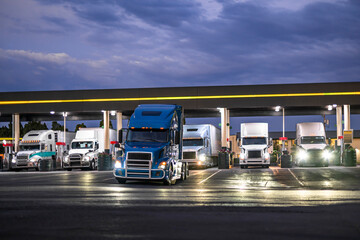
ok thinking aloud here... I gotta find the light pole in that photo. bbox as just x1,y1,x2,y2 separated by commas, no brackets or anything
63,112,67,146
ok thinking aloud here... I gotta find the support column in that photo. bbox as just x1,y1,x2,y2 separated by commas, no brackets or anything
63,112,67,147
116,112,123,142
336,106,342,146
220,108,227,148
104,111,110,154
344,105,350,130
226,109,230,149
14,114,20,152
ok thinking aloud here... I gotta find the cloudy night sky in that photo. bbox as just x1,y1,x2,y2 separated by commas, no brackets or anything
0,0,359,132
1,0,359,92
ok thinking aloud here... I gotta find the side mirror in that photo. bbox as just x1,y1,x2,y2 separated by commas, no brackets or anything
174,131,180,145
118,129,123,144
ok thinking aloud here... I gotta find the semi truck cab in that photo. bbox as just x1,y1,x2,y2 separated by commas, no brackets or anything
295,122,331,167
114,104,188,185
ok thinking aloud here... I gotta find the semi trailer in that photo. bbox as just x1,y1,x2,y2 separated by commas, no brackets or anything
12,130,75,170
239,123,271,168
182,124,221,167
63,128,116,170
294,122,331,167
113,104,188,185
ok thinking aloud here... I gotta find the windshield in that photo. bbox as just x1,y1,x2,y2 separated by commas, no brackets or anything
127,129,168,143
20,144,40,151
242,137,267,145
183,138,204,147
71,141,94,149
301,136,325,144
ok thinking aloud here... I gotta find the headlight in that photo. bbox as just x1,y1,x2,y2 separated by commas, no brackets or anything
115,160,121,169
264,153,270,160
240,153,245,160
11,159,16,164
199,154,206,161
322,150,332,159
158,161,167,169
298,149,308,161
83,156,90,162
64,156,69,163
30,158,37,163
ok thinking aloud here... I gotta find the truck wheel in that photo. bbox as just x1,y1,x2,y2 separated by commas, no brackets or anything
117,178,126,184
185,163,189,178
90,160,95,170
164,166,176,185
180,163,186,181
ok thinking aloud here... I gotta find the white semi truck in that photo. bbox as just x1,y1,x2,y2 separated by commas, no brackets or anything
11,130,75,170
239,123,271,168
294,122,331,167
182,124,221,167
63,128,116,170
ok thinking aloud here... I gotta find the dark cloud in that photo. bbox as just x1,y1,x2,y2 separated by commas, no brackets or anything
116,0,200,27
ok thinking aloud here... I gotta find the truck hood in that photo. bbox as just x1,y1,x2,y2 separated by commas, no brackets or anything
69,149,94,155
300,144,327,150
242,145,267,151
16,150,39,156
183,146,204,152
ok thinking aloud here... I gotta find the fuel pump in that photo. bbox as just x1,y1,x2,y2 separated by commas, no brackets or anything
56,142,66,169
2,141,14,171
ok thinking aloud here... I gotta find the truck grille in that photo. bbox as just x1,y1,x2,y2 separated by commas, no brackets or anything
126,152,152,178
70,154,82,161
248,151,261,158
16,155,28,166
183,151,196,159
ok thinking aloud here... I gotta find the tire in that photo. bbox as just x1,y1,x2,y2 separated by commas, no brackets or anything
164,166,176,185
117,178,126,184
90,160,95,170
180,163,186,181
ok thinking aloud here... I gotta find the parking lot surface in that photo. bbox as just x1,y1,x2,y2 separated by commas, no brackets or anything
1,166,360,239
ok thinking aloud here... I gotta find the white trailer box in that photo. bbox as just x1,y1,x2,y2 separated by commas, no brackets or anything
240,123,270,168
182,124,221,167
295,122,330,167
64,128,116,170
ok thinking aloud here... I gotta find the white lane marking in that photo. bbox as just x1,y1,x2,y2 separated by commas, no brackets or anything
288,169,304,187
198,170,222,184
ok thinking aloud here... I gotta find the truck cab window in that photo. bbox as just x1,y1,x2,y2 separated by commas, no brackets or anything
183,138,204,146
48,134,52,140
242,137,266,145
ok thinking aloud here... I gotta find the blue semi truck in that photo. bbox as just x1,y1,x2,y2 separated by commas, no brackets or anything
113,104,189,185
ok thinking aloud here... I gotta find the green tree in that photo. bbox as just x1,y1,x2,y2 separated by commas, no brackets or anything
99,120,113,129
75,123,87,132
51,121,68,131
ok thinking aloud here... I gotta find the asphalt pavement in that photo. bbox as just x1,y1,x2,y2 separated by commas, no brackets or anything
1,166,360,239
